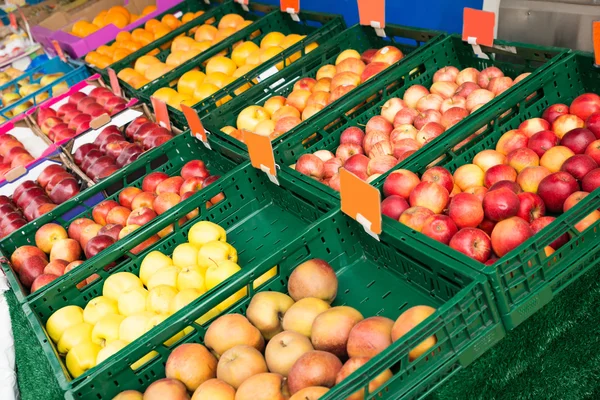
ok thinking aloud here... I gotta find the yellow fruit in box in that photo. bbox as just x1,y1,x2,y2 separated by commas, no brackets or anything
169,288,202,314
336,49,361,64
152,87,178,105
92,12,107,28
193,82,219,102
245,49,261,67
191,40,212,54
177,266,206,292
188,221,226,247
146,285,179,314
96,339,127,365
131,351,158,370
134,55,161,75
260,46,285,70
181,12,196,24
83,296,118,325
280,34,304,50
11,101,33,116
145,314,188,346
92,314,125,346
253,266,278,289
145,63,172,81
103,272,143,302
166,93,192,111
230,41,260,67
147,265,181,290
66,342,101,378
57,322,94,356
118,287,148,316
46,305,84,343
206,260,245,311
261,32,285,49
205,72,235,90
2,92,21,106
172,36,197,52
162,14,182,30
232,64,256,79
197,241,238,267
177,71,206,97
219,14,244,29
40,72,63,86
52,81,69,96
196,306,221,325
166,51,187,68
119,311,155,343
172,243,200,268
195,25,218,42
142,5,157,15
206,56,237,76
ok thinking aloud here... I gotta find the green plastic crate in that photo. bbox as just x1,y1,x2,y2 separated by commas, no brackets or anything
137,11,346,129
108,0,278,99
0,133,238,305
86,0,216,81
201,23,444,163
21,159,335,393
275,34,569,202
39,208,506,400
381,51,600,330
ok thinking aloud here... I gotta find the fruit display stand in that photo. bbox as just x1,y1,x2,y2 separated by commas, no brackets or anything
35,208,504,400
0,115,59,166
199,23,445,163
136,10,347,129
0,57,89,121
19,157,335,396
0,132,238,305
103,0,280,98
275,34,569,199
31,0,185,59
374,50,600,330
83,0,218,81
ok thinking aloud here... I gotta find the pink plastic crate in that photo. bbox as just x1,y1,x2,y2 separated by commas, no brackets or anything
32,0,183,59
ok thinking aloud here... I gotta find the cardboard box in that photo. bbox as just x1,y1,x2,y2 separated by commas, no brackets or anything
31,0,183,58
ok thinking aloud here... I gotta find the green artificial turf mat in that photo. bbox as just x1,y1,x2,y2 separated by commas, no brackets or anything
7,263,600,399
6,289,62,400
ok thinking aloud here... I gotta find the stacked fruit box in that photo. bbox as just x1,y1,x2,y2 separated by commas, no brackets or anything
0,57,89,122
136,9,346,130
97,1,280,99
200,23,444,163
373,50,600,329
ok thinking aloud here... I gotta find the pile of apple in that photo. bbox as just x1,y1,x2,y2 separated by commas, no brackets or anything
36,87,130,143
0,72,69,118
219,46,404,143
292,65,529,191
8,159,220,293
0,133,37,176
109,258,435,400
380,93,600,264
42,220,249,378
72,118,174,182
0,164,82,239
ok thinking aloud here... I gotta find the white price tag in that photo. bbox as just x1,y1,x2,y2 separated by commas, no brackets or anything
256,66,279,83
71,109,142,153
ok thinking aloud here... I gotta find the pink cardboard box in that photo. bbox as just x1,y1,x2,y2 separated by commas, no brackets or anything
31,0,183,59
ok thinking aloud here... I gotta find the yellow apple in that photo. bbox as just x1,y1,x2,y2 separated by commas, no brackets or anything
177,265,206,292
131,351,159,370
118,287,149,316
236,105,270,132
147,266,181,290
103,272,144,302
96,339,128,365
57,322,94,356
41,72,64,86
46,306,84,343
169,288,203,314
253,266,277,289
83,296,119,325
92,314,126,347
188,221,226,247
145,314,187,346
140,251,173,286
119,312,155,343
205,260,246,311
147,285,179,314
197,241,238,270
66,342,101,378
172,243,200,268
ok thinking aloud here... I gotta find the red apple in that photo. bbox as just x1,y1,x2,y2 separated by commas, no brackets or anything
399,206,434,232
448,193,484,229
482,187,520,221
414,110,442,130
488,76,513,96
48,177,80,204
542,103,569,124
491,216,533,257
488,180,522,194
519,118,550,138
381,195,409,220
570,93,600,121
339,127,365,146
421,166,453,193
296,154,324,179
552,114,585,139
562,128,596,154
335,143,364,163
323,158,343,179
441,107,469,129
433,66,459,83
456,68,480,86
528,130,559,157
383,169,420,199
496,129,528,155
582,168,600,192
454,82,480,98
516,192,546,223
98,223,123,242
393,108,419,128
366,116,393,135
449,228,491,262
421,215,458,244
560,154,598,181
409,182,449,214
477,67,504,89
343,154,370,180
537,171,580,213
531,216,569,249
586,112,600,139
142,172,169,193
84,234,115,259
484,164,518,188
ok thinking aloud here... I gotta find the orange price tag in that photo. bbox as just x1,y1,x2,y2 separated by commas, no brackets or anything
181,104,211,149
357,0,385,36
52,40,66,62
8,13,17,29
340,168,381,238
594,21,600,66
107,68,122,98
151,96,171,131
243,130,279,185
462,8,495,47
281,0,300,18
